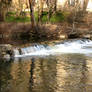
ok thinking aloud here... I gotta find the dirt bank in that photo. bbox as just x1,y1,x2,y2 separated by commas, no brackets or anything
0,22,92,45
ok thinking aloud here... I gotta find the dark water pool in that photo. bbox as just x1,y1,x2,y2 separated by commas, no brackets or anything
0,54,92,92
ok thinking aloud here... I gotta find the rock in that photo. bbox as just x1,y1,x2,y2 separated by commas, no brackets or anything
3,54,10,59
59,34,68,39
82,34,91,39
68,32,79,39
0,44,12,50
0,44,14,59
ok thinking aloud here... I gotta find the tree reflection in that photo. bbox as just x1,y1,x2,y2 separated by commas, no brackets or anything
29,57,57,92
29,58,35,92
56,54,88,92
0,58,13,92
39,57,57,92
0,54,90,92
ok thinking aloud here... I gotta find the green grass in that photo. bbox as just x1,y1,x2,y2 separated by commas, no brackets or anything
50,12,65,22
5,11,66,23
6,16,30,22
6,12,17,16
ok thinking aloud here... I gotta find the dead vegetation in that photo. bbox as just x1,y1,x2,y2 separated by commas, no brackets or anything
0,12,92,45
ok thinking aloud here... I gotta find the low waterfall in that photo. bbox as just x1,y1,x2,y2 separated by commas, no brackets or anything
14,39,92,57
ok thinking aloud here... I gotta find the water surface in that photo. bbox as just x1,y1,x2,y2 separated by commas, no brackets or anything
1,39,92,92
0,54,92,92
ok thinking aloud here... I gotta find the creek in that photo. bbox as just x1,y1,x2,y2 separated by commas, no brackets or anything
0,39,92,92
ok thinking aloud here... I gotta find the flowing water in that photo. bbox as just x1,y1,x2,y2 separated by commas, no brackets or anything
14,39,92,57
1,39,92,92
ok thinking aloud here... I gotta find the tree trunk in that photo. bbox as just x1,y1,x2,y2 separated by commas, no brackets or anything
0,10,6,22
47,2,52,21
47,0,57,21
0,0,12,22
38,0,43,22
83,0,89,12
28,0,36,28
28,0,38,41
54,0,57,12
48,8,52,21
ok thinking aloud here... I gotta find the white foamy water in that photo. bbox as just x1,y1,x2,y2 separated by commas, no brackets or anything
14,39,92,57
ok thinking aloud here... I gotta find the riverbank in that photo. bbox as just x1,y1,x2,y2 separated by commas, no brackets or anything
0,21,92,45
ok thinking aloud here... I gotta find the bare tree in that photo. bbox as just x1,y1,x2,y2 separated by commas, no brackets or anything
28,0,38,40
38,0,44,22
28,0,36,28
46,0,57,21
0,0,12,21
54,0,57,12
83,0,89,12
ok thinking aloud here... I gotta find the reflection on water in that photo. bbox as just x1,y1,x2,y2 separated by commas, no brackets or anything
0,54,92,92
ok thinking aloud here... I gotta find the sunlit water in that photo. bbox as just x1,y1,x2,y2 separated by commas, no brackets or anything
1,39,92,92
